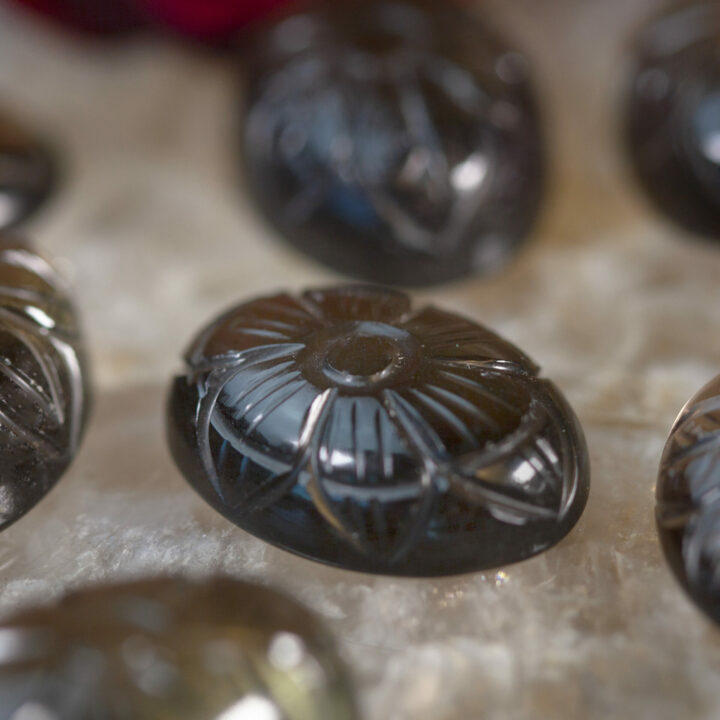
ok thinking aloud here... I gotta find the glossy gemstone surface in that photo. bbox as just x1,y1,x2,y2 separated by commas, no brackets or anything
0,239,90,530
0,577,357,719
167,286,589,576
242,0,544,286
625,2,720,237
0,113,57,230
657,375,720,625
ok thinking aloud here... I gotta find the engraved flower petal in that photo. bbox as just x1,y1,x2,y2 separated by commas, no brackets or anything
302,285,411,325
399,306,537,373
188,292,325,362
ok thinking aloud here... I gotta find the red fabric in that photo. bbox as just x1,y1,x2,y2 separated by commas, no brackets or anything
6,0,144,34
6,0,291,38
143,0,291,39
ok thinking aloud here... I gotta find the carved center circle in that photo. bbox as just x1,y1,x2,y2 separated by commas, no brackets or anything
301,321,421,393
325,334,396,378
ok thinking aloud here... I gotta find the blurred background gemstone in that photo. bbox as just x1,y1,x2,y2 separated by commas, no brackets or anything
0,239,90,531
625,1,720,237
241,0,545,286
0,112,57,230
657,375,720,625
0,577,357,720
167,285,589,576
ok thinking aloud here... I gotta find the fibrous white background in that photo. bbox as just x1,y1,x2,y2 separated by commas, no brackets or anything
0,1,718,718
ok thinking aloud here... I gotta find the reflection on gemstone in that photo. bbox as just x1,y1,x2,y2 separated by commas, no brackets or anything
657,375,720,625
694,93,720,165
242,0,544,286
0,113,57,230
0,239,90,531
625,1,720,237
0,577,357,720
167,285,589,576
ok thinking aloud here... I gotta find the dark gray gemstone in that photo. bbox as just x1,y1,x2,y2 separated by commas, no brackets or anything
0,239,90,530
657,375,720,625
167,285,589,576
0,113,57,230
241,0,544,286
0,577,357,719
625,2,720,237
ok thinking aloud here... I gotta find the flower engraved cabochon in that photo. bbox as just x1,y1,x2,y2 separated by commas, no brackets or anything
657,375,720,625
0,238,90,531
168,286,589,576
241,0,544,286
625,1,720,237
0,577,357,720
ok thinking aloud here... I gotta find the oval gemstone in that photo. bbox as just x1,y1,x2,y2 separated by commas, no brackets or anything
657,375,720,625
0,239,90,531
241,0,545,286
625,1,720,237
0,577,357,719
167,285,589,576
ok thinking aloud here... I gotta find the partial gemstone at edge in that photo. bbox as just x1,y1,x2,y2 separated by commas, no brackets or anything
657,375,720,625
167,285,589,576
625,1,720,237
0,113,57,230
0,238,90,530
0,577,357,720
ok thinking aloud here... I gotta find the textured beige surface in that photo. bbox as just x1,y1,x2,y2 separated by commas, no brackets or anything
0,1,719,718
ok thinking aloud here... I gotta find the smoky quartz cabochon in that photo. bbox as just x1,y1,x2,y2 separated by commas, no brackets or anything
0,577,357,719
167,285,589,576
657,374,720,625
241,0,544,286
0,238,90,531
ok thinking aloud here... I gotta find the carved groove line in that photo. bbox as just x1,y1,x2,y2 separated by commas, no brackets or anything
0,258,83,457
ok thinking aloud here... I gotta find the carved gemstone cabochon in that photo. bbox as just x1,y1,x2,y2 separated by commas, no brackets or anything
657,375,720,624
0,577,357,719
168,286,589,576
0,239,90,530
242,0,544,286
